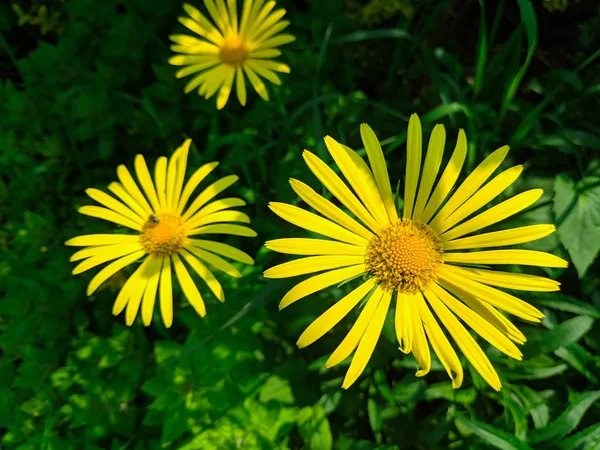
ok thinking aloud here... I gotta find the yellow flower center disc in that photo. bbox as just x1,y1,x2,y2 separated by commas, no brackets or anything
219,38,249,67
365,219,443,293
140,213,186,256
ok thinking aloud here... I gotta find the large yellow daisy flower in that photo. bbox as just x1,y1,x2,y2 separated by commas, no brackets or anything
66,139,256,327
264,114,567,391
169,0,295,109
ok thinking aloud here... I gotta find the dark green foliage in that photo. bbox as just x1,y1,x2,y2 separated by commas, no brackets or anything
1,0,599,448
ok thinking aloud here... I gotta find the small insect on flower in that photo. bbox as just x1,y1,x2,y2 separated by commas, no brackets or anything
66,139,256,327
169,0,295,109
264,114,567,390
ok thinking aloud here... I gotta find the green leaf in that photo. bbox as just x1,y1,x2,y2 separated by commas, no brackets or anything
367,398,382,445
297,406,333,450
530,293,600,319
523,316,595,358
528,391,600,443
259,375,295,405
330,28,412,45
559,423,600,450
553,174,600,277
455,415,534,450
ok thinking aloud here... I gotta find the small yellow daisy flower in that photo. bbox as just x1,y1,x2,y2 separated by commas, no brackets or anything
264,114,567,390
66,139,256,327
169,0,295,109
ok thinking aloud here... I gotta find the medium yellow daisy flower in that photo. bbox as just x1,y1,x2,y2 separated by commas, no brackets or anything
264,114,567,390
169,0,295,109
66,139,256,327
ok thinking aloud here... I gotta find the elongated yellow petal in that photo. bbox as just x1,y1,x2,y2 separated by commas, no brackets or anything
159,256,173,328
410,291,431,376
244,60,281,85
265,238,365,256
216,67,236,109
279,264,366,310
445,249,568,268
440,189,543,242
176,162,219,215
187,239,254,264
342,289,392,389
65,234,139,247
429,283,523,360
302,150,380,233
116,164,153,216
296,279,375,348
243,65,269,100
134,155,161,213
254,33,295,49
443,224,556,251
264,255,364,279
172,253,206,317
395,293,413,353
86,188,145,225
78,206,142,231
361,124,398,222
235,67,247,105
439,266,544,321
87,250,146,296
430,145,509,230
185,245,242,278
70,242,138,262
141,257,163,326
172,140,191,212
449,266,559,292
413,124,445,221
437,165,523,234
250,8,285,40
415,293,463,389
72,243,143,275
192,210,250,226
326,287,384,368
179,3,224,44
165,149,181,211
126,258,157,326
423,288,500,390
268,202,368,246
439,281,526,344
404,114,422,219
187,223,257,237
180,249,224,302
112,258,146,316
289,178,374,241
154,156,168,211
421,129,467,223
108,182,150,220
325,136,389,226
187,197,245,225
182,175,239,221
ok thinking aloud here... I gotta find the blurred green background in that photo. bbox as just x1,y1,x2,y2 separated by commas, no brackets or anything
1,0,600,448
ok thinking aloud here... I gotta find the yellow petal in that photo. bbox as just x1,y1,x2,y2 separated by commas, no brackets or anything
412,124,445,221
243,65,269,101
423,288,500,391
429,283,523,360
254,33,295,49
279,264,366,310
192,210,250,226
263,255,365,279
188,197,245,224
172,140,191,212
437,165,524,234
302,150,380,233
187,223,257,237
415,294,463,389
180,250,224,302
235,67,247,106
112,259,146,316
70,242,138,262
326,286,384,368
403,114,422,219
181,3,224,44
141,257,163,326
421,129,467,223
409,291,430,376
342,289,392,389
445,249,568,268
165,148,181,211
172,253,206,317
159,256,173,328
430,145,509,230
185,245,242,277
439,266,544,322
187,239,254,264
154,156,168,211
176,162,219,215
289,178,374,241
268,202,368,246
244,59,281,85
85,188,145,225
395,293,413,353
250,8,286,40
265,238,365,256
324,136,389,226
72,243,143,275
65,234,139,247
449,266,559,292
108,182,150,220
296,279,375,348
116,164,153,216
87,250,146,296
78,206,142,231
125,258,157,326
360,124,398,222
216,67,236,109
182,175,239,221
440,189,544,242
134,155,161,213
443,224,556,251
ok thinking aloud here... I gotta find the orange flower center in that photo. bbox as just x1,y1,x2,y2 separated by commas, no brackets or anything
219,38,249,67
365,219,443,293
140,214,186,256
